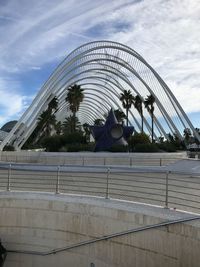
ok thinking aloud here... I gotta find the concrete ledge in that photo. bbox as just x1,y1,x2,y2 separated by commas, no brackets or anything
0,151,187,166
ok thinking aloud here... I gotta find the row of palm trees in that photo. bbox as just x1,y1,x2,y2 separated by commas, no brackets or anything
35,84,84,143
120,90,155,143
37,97,58,137
36,84,155,143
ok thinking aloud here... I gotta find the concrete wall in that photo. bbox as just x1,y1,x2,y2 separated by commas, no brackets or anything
0,151,187,166
0,192,200,267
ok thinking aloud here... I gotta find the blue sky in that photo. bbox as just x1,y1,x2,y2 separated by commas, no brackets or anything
0,0,199,128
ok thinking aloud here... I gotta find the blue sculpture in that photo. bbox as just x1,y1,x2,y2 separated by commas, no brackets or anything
90,109,134,152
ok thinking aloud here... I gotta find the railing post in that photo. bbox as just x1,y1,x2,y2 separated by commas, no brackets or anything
160,158,162,166
7,164,11,191
56,166,60,194
165,171,169,208
106,168,110,199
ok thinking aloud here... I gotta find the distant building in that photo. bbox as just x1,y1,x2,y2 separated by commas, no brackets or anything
0,130,8,142
0,120,17,142
1,121,17,133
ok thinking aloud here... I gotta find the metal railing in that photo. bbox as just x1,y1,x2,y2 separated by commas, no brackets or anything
0,164,200,214
7,216,200,256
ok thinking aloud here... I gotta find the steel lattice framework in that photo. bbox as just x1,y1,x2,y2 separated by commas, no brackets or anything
1,40,199,150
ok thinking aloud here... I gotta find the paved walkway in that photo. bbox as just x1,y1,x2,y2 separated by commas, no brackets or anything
164,159,200,174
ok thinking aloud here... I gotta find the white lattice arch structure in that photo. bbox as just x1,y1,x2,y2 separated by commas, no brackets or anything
1,40,199,150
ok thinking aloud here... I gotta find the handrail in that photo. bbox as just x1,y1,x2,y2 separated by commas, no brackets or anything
1,162,200,214
7,216,200,256
0,162,199,176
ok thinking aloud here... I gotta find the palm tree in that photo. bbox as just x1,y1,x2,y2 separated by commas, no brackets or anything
55,121,62,135
48,97,58,113
120,90,135,126
194,128,200,145
62,116,81,134
37,110,57,137
36,96,59,139
83,123,91,142
114,109,126,125
144,94,155,143
94,118,104,126
134,95,143,133
102,110,126,125
66,84,84,116
25,97,58,147
65,84,84,132
183,128,192,144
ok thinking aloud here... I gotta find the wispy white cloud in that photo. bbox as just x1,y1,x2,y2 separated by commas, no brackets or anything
0,0,199,127
0,78,34,126
104,0,200,115
0,0,134,72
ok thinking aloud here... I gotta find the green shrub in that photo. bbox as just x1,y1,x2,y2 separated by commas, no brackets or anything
109,145,128,152
59,143,94,152
157,142,177,152
134,143,159,152
41,135,62,152
66,143,80,152
128,132,151,152
41,131,88,152
3,145,15,151
62,132,86,144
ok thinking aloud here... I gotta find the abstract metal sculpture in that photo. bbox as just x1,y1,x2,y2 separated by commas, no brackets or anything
0,40,199,150
90,109,134,151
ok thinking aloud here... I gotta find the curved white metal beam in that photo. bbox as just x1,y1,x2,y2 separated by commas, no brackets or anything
1,40,198,150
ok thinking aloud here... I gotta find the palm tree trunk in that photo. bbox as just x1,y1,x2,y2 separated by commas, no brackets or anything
141,114,144,133
73,111,76,132
126,108,128,126
151,113,154,143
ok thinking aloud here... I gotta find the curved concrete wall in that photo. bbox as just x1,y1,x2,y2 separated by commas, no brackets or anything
0,192,200,267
